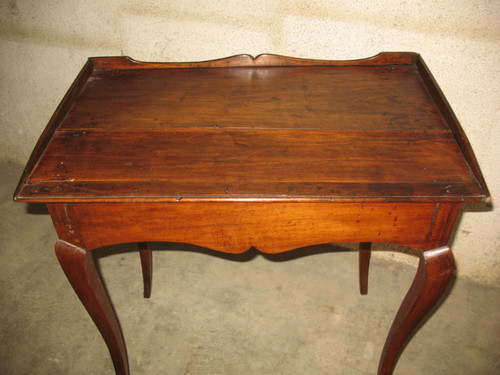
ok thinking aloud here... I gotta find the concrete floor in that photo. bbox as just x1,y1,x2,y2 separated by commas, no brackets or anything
1,160,499,375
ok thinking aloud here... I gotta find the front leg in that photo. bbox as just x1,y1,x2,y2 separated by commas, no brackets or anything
55,240,129,375
378,246,455,375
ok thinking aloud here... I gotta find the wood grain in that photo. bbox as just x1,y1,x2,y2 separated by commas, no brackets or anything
55,240,129,375
378,246,455,375
14,53,489,204
61,65,446,131
22,129,478,202
415,56,491,202
47,202,456,253
90,52,418,70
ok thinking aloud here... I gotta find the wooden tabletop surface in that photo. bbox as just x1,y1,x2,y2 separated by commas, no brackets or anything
14,53,490,203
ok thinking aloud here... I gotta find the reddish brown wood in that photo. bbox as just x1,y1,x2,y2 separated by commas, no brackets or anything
378,246,455,375
14,54,488,204
47,202,443,253
61,67,449,132
415,56,491,203
138,242,152,298
90,52,417,70
13,60,93,201
359,242,372,295
54,240,129,375
29,130,472,183
17,180,483,203
14,53,490,375
425,203,462,247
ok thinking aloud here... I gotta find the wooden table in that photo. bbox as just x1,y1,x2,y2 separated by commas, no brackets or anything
14,53,490,375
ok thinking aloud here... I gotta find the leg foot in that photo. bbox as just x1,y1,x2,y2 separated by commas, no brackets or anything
359,242,371,295
139,242,152,298
378,246,455,375
55,240,129,375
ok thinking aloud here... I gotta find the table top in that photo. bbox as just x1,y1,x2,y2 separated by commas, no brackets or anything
14,52,490,204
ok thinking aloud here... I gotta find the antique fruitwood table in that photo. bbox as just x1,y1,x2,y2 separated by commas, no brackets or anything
14,53,490,374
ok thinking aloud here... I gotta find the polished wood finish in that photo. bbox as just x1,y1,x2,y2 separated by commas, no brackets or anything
46,202,457,252
15,53,490,375
138,242,152,298
379,246,455,375
55,239,128,375
15,53,489,204
90,52,418,70
359,242,372,295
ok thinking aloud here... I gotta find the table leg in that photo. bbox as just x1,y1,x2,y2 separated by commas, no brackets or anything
55,240,129,375
377,246,455,375
138,242,152,298
359,242,372,295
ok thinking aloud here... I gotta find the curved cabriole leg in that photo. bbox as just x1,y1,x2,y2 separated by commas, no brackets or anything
359,242,372,295
139,242,152,298
55,240,129,375
378,246,455,375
